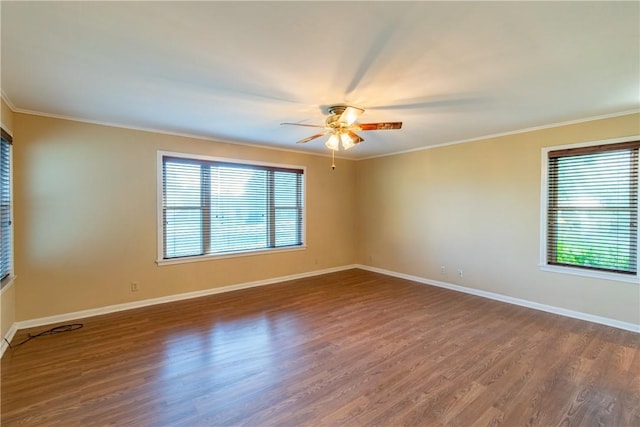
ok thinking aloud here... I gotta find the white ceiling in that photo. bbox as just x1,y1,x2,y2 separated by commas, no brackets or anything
1,1,639,159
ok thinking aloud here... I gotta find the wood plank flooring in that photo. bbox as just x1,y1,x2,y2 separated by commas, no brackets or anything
2,269,639,426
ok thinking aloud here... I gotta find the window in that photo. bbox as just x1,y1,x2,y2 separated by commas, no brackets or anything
1,128,13,287
158,152,305,264
542,138,639,281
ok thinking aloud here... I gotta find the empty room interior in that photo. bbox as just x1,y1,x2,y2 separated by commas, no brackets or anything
1,2,639,426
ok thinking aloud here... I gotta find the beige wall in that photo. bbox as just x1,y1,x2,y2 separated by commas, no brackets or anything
10,109,640,327
1,98,16,341
14,113,357,320
1,284,16,342
356,113,640,325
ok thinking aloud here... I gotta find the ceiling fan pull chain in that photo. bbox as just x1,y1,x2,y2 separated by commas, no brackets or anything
331,149,336,170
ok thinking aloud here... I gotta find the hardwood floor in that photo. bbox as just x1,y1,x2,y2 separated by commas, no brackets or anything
2,269,639,426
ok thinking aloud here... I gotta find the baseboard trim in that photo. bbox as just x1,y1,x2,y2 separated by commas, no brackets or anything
1,322,18,358
356,264,640,333
12,264,639,337
15,264,359,331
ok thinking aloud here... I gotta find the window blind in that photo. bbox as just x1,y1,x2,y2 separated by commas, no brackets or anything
1,129,12,283
547,141,639,275
162,156,304,260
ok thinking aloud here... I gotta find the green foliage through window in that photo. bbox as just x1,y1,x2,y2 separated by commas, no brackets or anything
547,141,639,275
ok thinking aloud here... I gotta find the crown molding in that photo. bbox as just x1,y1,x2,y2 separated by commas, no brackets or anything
7,101,640,162
9,106,355,161
0,91,17,111
359,109,640,160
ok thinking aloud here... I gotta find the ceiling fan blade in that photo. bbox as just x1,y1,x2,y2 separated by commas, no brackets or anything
357,122,403,131
347,130,364,144
296,130,331,144
281,122,326,128
338,106,364,126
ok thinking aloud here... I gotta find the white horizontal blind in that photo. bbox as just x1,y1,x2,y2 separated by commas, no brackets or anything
547,141,639,274
0,130,12,283
162,156,304,259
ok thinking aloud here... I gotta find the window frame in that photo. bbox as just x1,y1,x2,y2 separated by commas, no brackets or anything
540,136,640,284
1,128,14,290
156,151,306,266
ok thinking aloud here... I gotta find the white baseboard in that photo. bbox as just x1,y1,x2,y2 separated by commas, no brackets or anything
356,264,640,333
1,322,18,358
14,265,359,331
9,263,639,341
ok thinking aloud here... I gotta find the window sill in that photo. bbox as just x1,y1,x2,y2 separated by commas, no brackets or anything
1,275,17,295
540,264,639,284
156,245,307,266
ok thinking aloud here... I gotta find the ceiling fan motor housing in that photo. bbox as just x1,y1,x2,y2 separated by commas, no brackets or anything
327,105,347,115
326,115,343,128
326,105,348,128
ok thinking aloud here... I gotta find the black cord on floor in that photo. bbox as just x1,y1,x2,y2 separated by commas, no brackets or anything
3,323,84,349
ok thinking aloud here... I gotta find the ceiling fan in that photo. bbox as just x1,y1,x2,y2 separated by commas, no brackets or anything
281,105,402,151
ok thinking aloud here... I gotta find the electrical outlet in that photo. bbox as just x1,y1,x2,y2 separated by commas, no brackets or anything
440,266,446,275
130,282,139,292
457,270,464,278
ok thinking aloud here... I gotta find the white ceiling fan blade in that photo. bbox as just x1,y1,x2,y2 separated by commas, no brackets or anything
281,122,325,128
339,106,364,126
